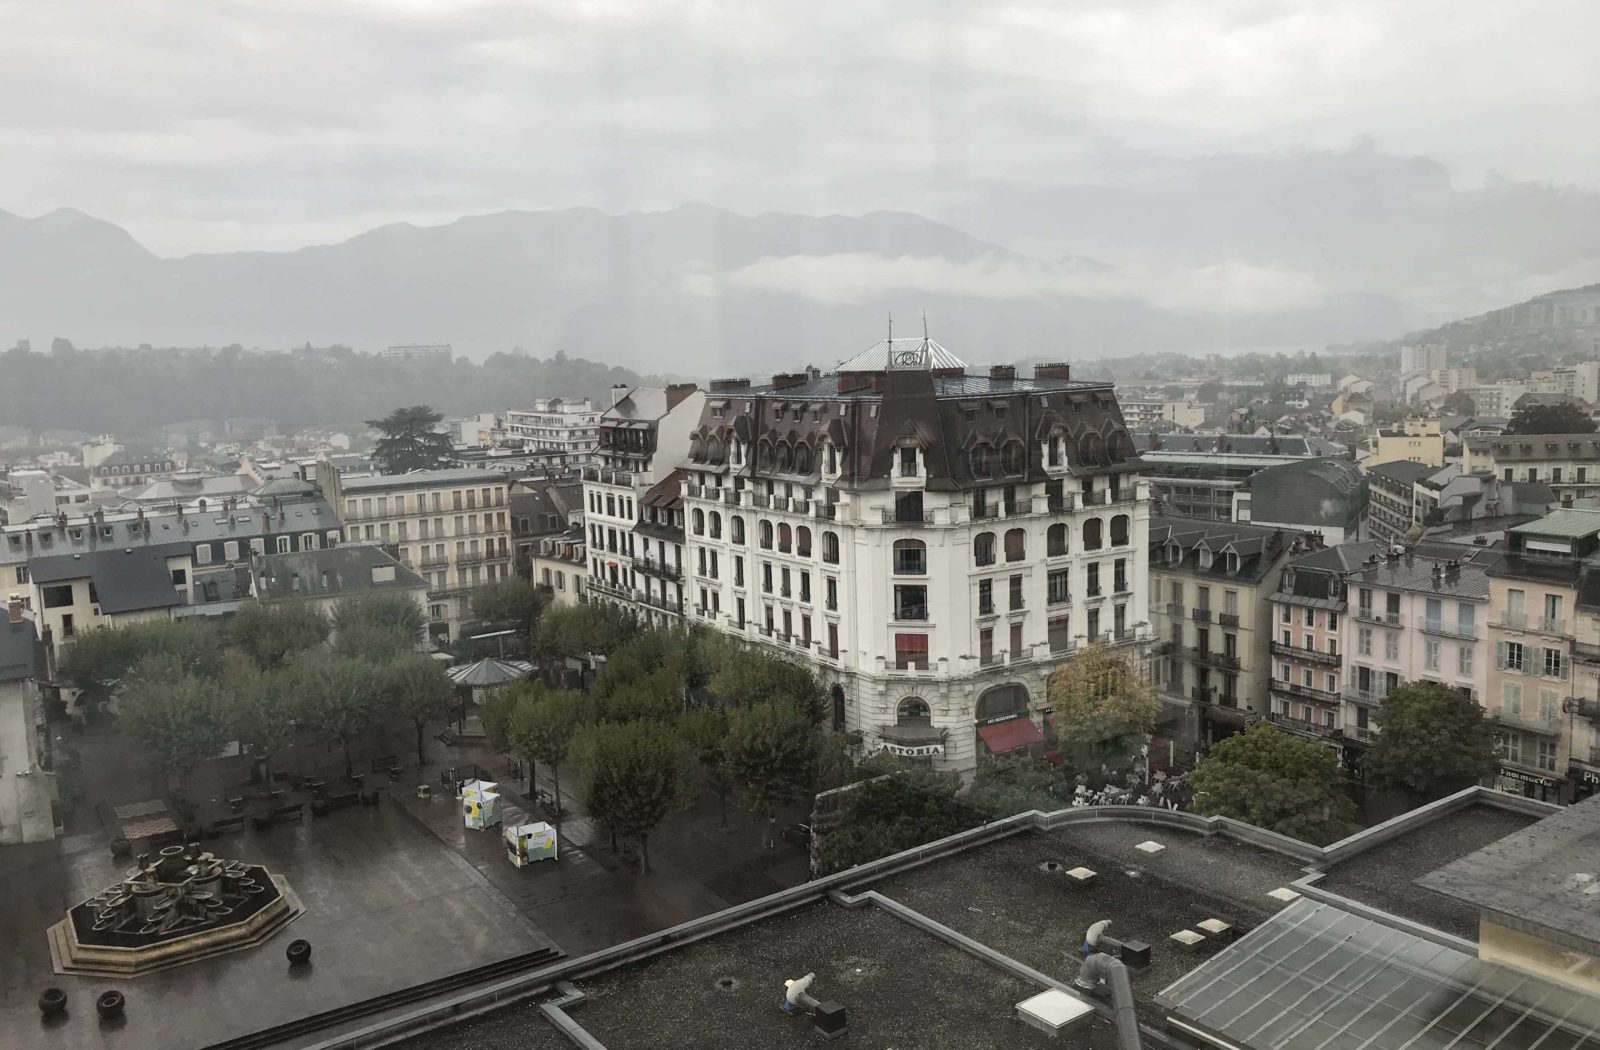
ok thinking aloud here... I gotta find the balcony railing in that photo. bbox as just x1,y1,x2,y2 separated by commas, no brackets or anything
1271,679,1343,705
1163,603,1186,618
1574,640,1600,663
1046,494,1076,513
1218,612,1241,629
1190,685,1215,703
1268,712,1341,739
880,508,935,525
1421,620,1478,640
1563,696,1600,721
1344,688,1385,706
1270,640,1341,666
1190,608,1212,623
1190,647,1242,671
1354,608,1402,626
634,557,681,581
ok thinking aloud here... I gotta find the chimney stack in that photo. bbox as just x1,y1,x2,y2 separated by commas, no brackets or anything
610,384,631,407
1034,362,1072,381
665,383,699,410
7,594,22,624
771,373,809,391
710,378,751,393
989,364,1016,382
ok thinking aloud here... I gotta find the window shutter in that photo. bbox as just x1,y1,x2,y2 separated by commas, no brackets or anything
1496,641,1506,669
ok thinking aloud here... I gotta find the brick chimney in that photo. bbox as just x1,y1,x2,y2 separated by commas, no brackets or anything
1034,362,1072,381
771,373,809,391
7,593,22,624
989,365,1017,382
665,383,699,410
710,378,751,393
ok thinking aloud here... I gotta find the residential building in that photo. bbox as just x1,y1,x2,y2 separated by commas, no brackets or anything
0,598,52,843
1338,543,1499,758
2,468,58,523
529,531,586,609
1236,458,1366,543
1336,374,1376,398
317,465,513,642
124,469,256,507
252,543,429,627
1119,400,1205,430
1464,433,1600,502
504,398,601,463
679,344,1151,774
1266,543,1368,754
1134,433,1346,522
1513,391,1592,415
1285,373,1332,389
89,449,176,491
1465,383,1530,417
1567,570,1600,804
510,479,583,578
380,344,453,364
1367,460,1436,546
1399,344,1447,377
29,543,193,665
1368,417,1445,472
582,385,704,627
1483,510,1600,802
1148,518,1300,760
1530,361,1600,406
1431,367,1479,395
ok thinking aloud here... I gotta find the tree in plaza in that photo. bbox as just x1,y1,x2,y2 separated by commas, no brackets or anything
1191,724,1356,845
367,405,454,473
334,623,417,663
572,720,696,872
469,577,549,653
506,688,585,813
703,634,824,719
594,666,683,724
679,706,736,825
724,701,823,848
119,666,231,801
480,687,518,756
1505,401,1597,435
287,649,382,778
1046,643,1161,769
534,603,635,661
230,601,330,670
966,754,1072,819
59,626,142,713
221,652,298,787
816,769,979,875
1364,682,1499,802
383,653,457,766
333,591,426,647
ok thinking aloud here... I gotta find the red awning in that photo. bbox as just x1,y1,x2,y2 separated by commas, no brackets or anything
978,717,1044,754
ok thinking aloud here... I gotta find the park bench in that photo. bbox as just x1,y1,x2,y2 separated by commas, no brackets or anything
370,755,400,775
272,802,305,822
311,790,360,816
209,814,246,836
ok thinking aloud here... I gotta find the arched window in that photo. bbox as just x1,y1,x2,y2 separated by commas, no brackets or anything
1001,441,1026,476
779,443,794,472
691,508,705,536
794,445,812,474
822,531,840,564
893,538,926,575
897,697,931,726
1047,523,1068,557
709,510,723,539
759,520,774,550
1108,433,1134,462
1078,432,1104,466
797,525,812,557
969,444,992,478
778,523,793,553
1082,518,1103,551
1004,528,1026,562
976,683,1029,722
974,532,996,566
1110,514,1129,547
731,516,746,544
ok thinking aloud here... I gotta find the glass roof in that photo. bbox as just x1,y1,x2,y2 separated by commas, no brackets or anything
1157,900,1600,1050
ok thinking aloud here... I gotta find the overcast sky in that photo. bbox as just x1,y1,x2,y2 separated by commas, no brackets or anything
3,0,1598,257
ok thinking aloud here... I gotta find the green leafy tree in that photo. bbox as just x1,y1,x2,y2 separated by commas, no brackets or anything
383,653,456,766
333,591,425,647
967,755,1071,819
572,720,695,872
221,652,297,786
368,405,453,473
480,687,519,755
535,603,636,660
469,577,548,653
816,770,979,875
703,634,824,719
1440,391,1476,416
1192,724,1356,845
1505,401,1598,435
725,701,823,847
508,688,585,813
231,601,330,670
119,670,231,801
1364,683,1499,801
1046,643,1161,769
288,649,382,777
60,626,142,712
594,666,682,724
679,706,736,825
334,622,416,663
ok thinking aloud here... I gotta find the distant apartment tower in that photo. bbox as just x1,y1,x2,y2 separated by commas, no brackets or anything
505,398,601,464
381,344,453,364
1399,344,1447,377
1285,373,1332,389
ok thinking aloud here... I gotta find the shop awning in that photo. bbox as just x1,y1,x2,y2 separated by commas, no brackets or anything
978,717,1044,754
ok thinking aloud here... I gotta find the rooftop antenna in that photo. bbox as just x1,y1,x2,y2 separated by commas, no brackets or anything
887,311,893,347
922,310,930,352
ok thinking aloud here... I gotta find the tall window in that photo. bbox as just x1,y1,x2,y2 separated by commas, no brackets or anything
974,532,996,566
822,531,839,563
897,697,931,725
1109,514,1130,547
893,539,926,575
1009,575,1024,611
796,526,812,557
759,520,774,549
1004,528,1026,562
731,516,746,544
894,585,928,621
1082,518,1103,551
1047,523,1067,557
978,579,994,615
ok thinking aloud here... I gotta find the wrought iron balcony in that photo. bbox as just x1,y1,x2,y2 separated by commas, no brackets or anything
1270,640,1341,666
1270,679,1342,705
1268,712,1342,739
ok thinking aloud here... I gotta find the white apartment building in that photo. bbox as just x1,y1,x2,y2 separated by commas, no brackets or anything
505,398,601,462
1530,362,1600,407
677,344,1151,774
582,386,705,626
1286,373,1332,389
1400,344,1447,377
317,466,513,642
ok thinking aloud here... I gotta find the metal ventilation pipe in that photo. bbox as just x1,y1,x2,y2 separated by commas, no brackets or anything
1074,923,1142,1050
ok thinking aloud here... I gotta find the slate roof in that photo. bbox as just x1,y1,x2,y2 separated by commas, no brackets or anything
1366,459,1437,486
342,468,499,491
255,544,427,601
1466,434,1600,461
1147,516,1297,584
30,544,190,614
0,616,37,682
1341,543,1501,600
1508,509,1600,539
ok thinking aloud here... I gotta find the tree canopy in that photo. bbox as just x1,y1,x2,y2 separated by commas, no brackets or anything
1364,683,1498,801
230,601,330,669
725,701,824,846
1046,643,1161,767
1504,401,1598,435
572,720,696,872
1191,724,1355,845
815,769,978,875
383,652,457,765
119,665,231,792
468,577,548,653
367,405,454,473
